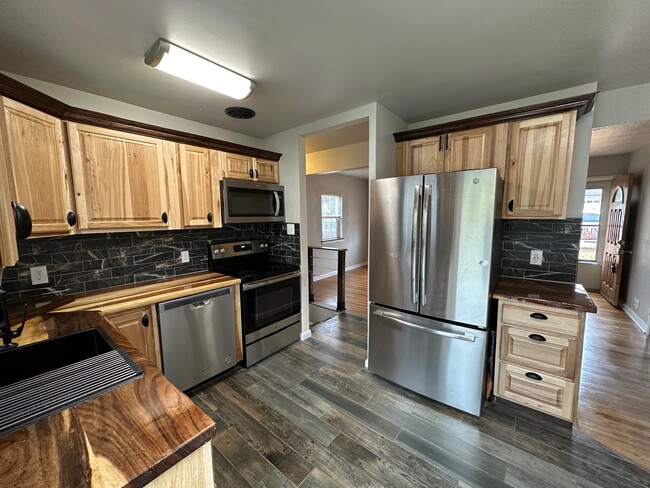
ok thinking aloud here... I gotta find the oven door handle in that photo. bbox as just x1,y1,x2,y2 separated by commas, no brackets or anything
273,191,281,217
241,270,301,291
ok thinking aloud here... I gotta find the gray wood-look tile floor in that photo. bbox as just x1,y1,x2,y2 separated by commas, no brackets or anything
189,313,650,488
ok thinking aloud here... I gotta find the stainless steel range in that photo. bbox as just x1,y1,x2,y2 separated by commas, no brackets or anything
208,240,301,367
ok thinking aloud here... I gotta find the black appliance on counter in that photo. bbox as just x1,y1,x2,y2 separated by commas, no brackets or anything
208,240,301,367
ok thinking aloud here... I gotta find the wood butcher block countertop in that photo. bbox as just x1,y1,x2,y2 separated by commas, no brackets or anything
0,311,217,487
493,277,597,313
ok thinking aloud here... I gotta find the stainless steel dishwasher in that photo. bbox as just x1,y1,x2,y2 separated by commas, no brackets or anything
157,287,236,391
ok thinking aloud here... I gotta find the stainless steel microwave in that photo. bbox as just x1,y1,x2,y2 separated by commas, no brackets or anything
221,179,285,224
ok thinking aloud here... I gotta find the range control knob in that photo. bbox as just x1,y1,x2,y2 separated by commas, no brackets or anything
220,249,225,254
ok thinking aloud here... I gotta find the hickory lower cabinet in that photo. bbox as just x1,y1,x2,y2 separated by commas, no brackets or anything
219,151,279,183
177,144,222,228
144,442,213,488
494,299,586,422
396,124,508,177
67,123,180,231
104,305,161,368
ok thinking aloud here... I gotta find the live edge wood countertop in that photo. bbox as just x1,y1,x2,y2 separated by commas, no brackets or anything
493,277,597,313
0,311,217,487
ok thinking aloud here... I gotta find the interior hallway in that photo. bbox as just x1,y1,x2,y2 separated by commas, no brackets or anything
577,293,650,472
312,266,368,316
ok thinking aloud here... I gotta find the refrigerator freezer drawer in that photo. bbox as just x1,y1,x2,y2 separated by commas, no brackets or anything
368,304,488,416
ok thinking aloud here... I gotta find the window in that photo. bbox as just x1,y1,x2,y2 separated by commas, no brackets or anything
579,188,604,262
321,194,342,241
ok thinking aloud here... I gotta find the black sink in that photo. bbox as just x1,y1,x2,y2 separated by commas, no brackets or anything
0,327,143,436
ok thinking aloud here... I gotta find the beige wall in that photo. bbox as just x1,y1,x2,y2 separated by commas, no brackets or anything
306,174,368,277
306,142,368,175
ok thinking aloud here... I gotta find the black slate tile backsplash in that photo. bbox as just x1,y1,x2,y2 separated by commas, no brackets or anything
500,218,581,283
0,223,300,302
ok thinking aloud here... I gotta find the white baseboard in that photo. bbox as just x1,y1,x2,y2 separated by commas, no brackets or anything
313,261,367,282
300,329,312,341
621,303,649,335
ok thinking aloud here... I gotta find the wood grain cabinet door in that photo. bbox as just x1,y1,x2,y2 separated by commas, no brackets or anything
504,111,576,218
444,124,508,175
67,123,176,230
0,98,75,236
105,306,160,367
219,152,254,180
253,158,279,183
178,144,222,228
405,136,445,174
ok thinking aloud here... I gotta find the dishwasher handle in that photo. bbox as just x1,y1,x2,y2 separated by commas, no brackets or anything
190,300,211,309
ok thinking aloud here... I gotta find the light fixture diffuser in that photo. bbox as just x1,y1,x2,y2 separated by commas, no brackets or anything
145,39,255,100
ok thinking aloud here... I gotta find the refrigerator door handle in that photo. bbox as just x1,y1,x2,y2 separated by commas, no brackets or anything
420,184,432,306
373,310,476,342
411,185,422,304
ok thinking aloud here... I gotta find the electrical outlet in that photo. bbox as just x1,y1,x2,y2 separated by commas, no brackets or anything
29,265,49,285
286,223,295,236
530,250,543,266
180,250,190,263
633,297,640,311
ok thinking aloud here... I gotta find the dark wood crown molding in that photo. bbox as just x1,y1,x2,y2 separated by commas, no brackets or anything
0,72,281,161
393,92,599,143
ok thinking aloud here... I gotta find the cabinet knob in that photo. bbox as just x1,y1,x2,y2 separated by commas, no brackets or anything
249,169,254,178
507,200,514,212
445,134,449,151
525,372,543,381
255,169,259,179
141,314,149,327
66,211,77,226
528,333,546,342
161,212,168,224
438,135,443,151
207,212,213,223
529,312,548,320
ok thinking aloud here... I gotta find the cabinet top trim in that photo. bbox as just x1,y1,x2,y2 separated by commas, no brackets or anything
0,72,282,162
393,92,598,143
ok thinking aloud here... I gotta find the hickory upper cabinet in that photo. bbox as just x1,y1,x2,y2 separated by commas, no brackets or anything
67,123,179,231
396,124,508,176
504,111,576,219
219,151,279,184
177,144,222,228
0,98,76,236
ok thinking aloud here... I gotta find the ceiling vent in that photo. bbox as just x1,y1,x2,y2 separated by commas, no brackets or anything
225,106,255,119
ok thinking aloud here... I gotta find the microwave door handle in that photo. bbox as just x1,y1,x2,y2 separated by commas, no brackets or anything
273,191,280,216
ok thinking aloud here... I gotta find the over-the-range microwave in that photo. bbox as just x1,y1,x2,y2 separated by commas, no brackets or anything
220,178,285,224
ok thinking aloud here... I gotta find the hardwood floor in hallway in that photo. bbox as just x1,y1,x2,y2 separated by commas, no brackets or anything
577,293,650,472
189,311,649,488
312,266,368,316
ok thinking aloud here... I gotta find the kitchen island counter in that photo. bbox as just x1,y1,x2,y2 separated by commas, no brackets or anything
0,311,216,487
493,277,597,313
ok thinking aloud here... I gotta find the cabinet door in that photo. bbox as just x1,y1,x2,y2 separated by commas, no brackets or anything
178,144,222,228
444,126,495,172
504,111,576,218
253,158,279,183
220,152,254,180
105,306,160,367
67,123,176,230
405,136,445,174
0,98,75,235
0,166,18,267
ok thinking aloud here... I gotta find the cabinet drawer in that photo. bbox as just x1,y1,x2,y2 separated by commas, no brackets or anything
500,326,578,378
500,301,581,338
496,362,575,421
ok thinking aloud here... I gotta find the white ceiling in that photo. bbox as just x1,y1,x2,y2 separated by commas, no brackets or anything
590,121,650,157
1,1,650,138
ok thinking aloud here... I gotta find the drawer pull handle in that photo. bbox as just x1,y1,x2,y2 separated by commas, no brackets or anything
530,312,548,320
528,333,546,342
525,372,543,381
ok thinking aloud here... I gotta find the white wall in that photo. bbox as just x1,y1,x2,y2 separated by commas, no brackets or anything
587,154,631,177
306,174,368,277
409,83,598,218
620,143,650,333
593,82,650,128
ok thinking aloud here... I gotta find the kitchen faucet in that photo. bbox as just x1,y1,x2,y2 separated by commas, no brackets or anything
0,287,27,350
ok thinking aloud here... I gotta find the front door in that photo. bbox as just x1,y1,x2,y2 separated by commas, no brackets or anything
600,174,634,306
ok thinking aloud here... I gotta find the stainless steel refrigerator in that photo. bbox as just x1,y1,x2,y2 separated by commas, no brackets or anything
368,168,502,416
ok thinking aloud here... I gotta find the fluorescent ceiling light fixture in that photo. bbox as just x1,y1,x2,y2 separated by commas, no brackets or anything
145,39,255,100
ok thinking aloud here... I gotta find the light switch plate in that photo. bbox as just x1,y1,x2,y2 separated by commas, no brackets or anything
180,250,190,263
530,250,543,266
30,265,49,285
286,223,295,235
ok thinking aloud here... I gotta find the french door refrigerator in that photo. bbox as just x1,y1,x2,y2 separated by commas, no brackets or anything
368,168,502,416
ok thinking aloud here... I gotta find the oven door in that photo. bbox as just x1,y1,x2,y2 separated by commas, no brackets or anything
221,179,285,224
241,271,301,344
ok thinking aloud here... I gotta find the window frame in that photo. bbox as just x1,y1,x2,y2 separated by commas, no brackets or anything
578,179,611,265
320,194,343,242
